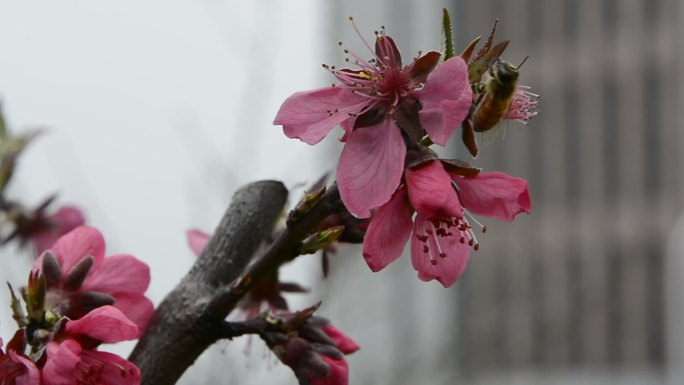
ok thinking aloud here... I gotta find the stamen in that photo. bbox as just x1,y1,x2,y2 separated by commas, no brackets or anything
348,16,376,57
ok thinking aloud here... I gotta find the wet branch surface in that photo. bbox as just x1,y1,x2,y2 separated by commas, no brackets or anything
129,181,342,385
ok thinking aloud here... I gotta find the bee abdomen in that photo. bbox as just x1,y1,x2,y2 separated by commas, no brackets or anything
472,94,509,132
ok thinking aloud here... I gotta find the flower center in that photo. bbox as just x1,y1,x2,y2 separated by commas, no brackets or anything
415,215,481,265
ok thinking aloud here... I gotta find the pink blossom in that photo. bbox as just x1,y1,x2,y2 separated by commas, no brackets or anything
307,325,359,385
271,319,358,385
33,226,154,333
451,171,531,222
320,325,360,355
39,306,140,385
363,161,530,287
503,85,539,124
1,335,40,385
31,206,86,256
274,27,471,218
43,340,140,385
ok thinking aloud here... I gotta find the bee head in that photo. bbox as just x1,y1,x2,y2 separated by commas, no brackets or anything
492,60,520,83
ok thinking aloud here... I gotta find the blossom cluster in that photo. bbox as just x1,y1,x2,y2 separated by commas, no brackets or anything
274,18,536,287
1,227,153,384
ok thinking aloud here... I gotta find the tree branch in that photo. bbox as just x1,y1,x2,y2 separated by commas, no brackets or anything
207,185,342,319
129,180,288,385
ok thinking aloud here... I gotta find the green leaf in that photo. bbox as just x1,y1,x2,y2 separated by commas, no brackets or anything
441,9,456,61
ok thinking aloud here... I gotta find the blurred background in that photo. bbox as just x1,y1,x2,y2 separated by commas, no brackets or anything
0,0,682,384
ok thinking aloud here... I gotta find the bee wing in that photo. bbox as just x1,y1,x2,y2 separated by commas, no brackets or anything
479,122,508,145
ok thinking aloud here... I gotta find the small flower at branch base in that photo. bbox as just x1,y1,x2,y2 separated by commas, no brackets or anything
33,226,154,333
262,309,359,385
274,23,472,218
363,160,531,287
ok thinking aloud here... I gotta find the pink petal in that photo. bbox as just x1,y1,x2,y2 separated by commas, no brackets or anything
43,340,81,385
186,229,210,256
452,171,531,222
405,161,461,217
82,254,150,294
310,355,349,385
337,120,406,218
6,351,41,385
35,226,106,275
32,206,86,255
274,86,369,145
411,215,471,288
65,305,139,343
79,349,141,385
362,187,413,272
321,325,359,355
413,56,472,146
110,291,155,335
44,340,140,385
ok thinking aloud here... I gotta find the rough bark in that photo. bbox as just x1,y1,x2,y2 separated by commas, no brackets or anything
129,180,288,385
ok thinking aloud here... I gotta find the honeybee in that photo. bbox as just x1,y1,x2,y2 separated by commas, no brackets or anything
471,57,527,137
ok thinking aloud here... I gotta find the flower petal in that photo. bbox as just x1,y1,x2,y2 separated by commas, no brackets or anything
32,206,86,255
310,355,349,385
110,291,155,335
186,229,210,256
411,214,470,288
274,86,369,145
414,56,472,146
35,226,106,276
405,161,461,217
65,305,139,343
322,325,360,355
44,340,140,385
82,254,150,294
9,351,40,385
80,349,141,385
337,120,406,218
43,340,81,385
452,171,531,222
362,187,413,272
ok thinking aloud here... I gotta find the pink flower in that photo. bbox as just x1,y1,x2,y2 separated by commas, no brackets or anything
31,206,86,256
269,316,359,385
274,27,471,218
1,335,40,385
363,161,530,287
307,325,360,385
42,341,140,385
503,85,538,124
42,306,141,385
33,226,154,333
450,171,531,222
